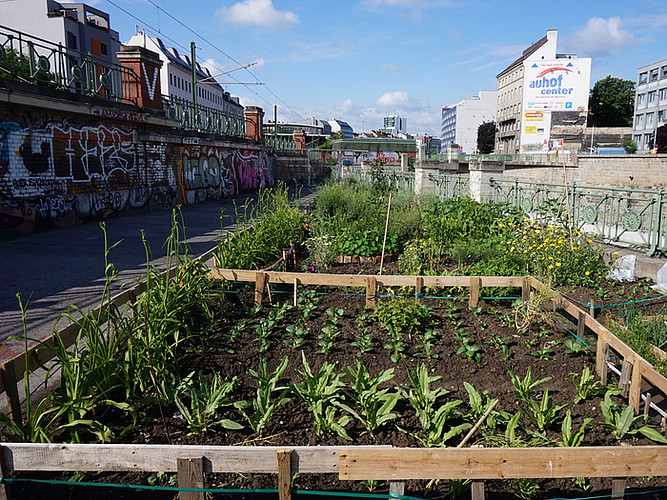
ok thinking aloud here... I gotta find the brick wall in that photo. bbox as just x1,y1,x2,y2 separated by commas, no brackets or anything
501,155,667,190
0,90,274,237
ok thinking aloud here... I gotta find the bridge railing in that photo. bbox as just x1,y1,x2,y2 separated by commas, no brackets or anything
162,95,245,137
0,23,139,105
428,172,470,200
465,152,578,166
490,178,667,256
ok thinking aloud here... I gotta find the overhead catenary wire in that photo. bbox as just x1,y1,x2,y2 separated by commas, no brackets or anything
102,0,305,123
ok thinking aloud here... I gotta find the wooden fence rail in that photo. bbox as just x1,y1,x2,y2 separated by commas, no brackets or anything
0,443,665,500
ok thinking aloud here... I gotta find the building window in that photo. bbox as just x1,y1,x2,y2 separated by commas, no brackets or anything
100,43,108,56
636,114,644,128
647,112,654,126
662,66,667,78
67,31,77,49
637,94,646,106
659,110,664,123
639,72,648,84
649,91,657,104
651,69,659,81
660,88,667,101
645,134,654,148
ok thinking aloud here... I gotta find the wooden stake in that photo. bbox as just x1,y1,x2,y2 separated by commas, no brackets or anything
577,311,585,340
643,392,652,416
469,276,481,308
366,276,377,307
589,299,596,318
611,478,626,500
458,400,498,448
389,480,405,497
0,360,21,425
293,279,298,307
619,359,632,398
521,277,530,303
177,457,205,500
277,450,292,500
379,191,392,276
255,272,268,306
415,276,423,304
0,445,10,500
600,341,610,385
471,480,485,500
629,362,642,413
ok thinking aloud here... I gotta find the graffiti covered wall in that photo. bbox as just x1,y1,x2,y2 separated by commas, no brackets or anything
0,102,273,236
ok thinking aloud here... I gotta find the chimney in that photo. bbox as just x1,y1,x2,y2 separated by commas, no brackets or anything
116,45,163,110
244,106,265,142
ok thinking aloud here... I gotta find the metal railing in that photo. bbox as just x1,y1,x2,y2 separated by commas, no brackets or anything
0,24,139,104
161,95,244,137
465,152,578,166
265,134,296,151
345,166,414,193
429,172,470,200
490,178,667,256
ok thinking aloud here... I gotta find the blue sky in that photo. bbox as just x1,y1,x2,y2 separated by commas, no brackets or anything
100,0,667,136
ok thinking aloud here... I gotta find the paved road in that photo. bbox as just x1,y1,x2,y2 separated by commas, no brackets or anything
0,186,314,361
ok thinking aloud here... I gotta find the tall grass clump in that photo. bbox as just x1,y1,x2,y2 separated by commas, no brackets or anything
311,180,422,258
215,183,306,269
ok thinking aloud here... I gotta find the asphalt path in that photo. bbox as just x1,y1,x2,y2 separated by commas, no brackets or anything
0,186,314,361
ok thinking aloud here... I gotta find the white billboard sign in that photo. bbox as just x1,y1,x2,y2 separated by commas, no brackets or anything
522,58,591,111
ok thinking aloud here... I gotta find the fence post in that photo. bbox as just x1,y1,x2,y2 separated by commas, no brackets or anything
650,188,665,256
415,276,423,304
471,480,485,500
469,277,481,308
389,480,405,497
521,277,530,303
611,478,626,500
366,277,377,307
629,362,643,412
277,449,292,500
255,272,268,306
0,444,9,500
177,457,205,500
0,360,21,425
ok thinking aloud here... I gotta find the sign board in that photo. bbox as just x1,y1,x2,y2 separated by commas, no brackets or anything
520,110,551,152
522,58,591,112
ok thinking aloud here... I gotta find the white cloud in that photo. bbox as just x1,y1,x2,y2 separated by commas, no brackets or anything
375,90,429,110
381,64,404,73
566,17,635,56
217,0,299,29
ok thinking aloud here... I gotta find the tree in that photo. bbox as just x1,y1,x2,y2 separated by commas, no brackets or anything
317,131,345,150
588,76,635,127
656,124,667,153
621,140,637,154
476,121,496,154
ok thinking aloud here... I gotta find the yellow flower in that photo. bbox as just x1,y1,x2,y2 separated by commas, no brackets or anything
556,262,561,267
548,264,554,269
585,271,590,275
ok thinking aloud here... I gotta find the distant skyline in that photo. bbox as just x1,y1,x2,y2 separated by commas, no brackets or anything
92,0,667,135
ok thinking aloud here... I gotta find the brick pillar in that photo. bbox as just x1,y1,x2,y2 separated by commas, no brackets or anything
294,129,306,151
116,45,163,110
244,106,265,141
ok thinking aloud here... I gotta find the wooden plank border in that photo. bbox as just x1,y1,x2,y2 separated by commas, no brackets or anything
338,446,667,480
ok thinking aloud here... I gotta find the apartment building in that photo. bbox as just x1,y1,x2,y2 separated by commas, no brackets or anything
440,91,496,154
633,59,667,152
125,30,243,118
495,29,591,153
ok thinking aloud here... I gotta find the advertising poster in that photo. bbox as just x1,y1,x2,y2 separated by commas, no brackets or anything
520,110,551,152
522,58,591,112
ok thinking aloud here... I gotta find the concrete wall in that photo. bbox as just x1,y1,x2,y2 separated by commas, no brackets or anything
0,88,273,238
500,155,667,190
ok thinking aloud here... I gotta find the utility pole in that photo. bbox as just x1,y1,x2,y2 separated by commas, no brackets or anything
274,104,278,145
190,42,198,111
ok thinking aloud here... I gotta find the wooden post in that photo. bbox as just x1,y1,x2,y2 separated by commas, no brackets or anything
255,272,268,306
366,276,377,308
598,341,610,385
619,360,632,398
0,360,21,425
293,279,298,307
177,457,205,500
415,276,423,304
469,277,481,308
629,362,643,413
644,393,652,416
589,299,596,318
276,449,292,500
471,480,485,500
521,277,530,303
0,445,10,500
611,478,626,499
389,480,405,497
577,311,585,341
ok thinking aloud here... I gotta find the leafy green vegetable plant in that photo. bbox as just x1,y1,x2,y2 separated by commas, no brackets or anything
523,389,566,431
508,367,552,402
568,366,602,403
241,357,291,436
564,338,590,357
558,409,591,447
292,352,351,439
340,360,400,436
598,391,667,443
174,371,242,435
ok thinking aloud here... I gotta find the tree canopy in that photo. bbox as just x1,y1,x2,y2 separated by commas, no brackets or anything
588,76,635,127
476,121,496,154
317,131,345,150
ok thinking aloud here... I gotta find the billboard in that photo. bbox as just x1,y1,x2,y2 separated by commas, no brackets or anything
520,110,551,152
522,58,591,111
